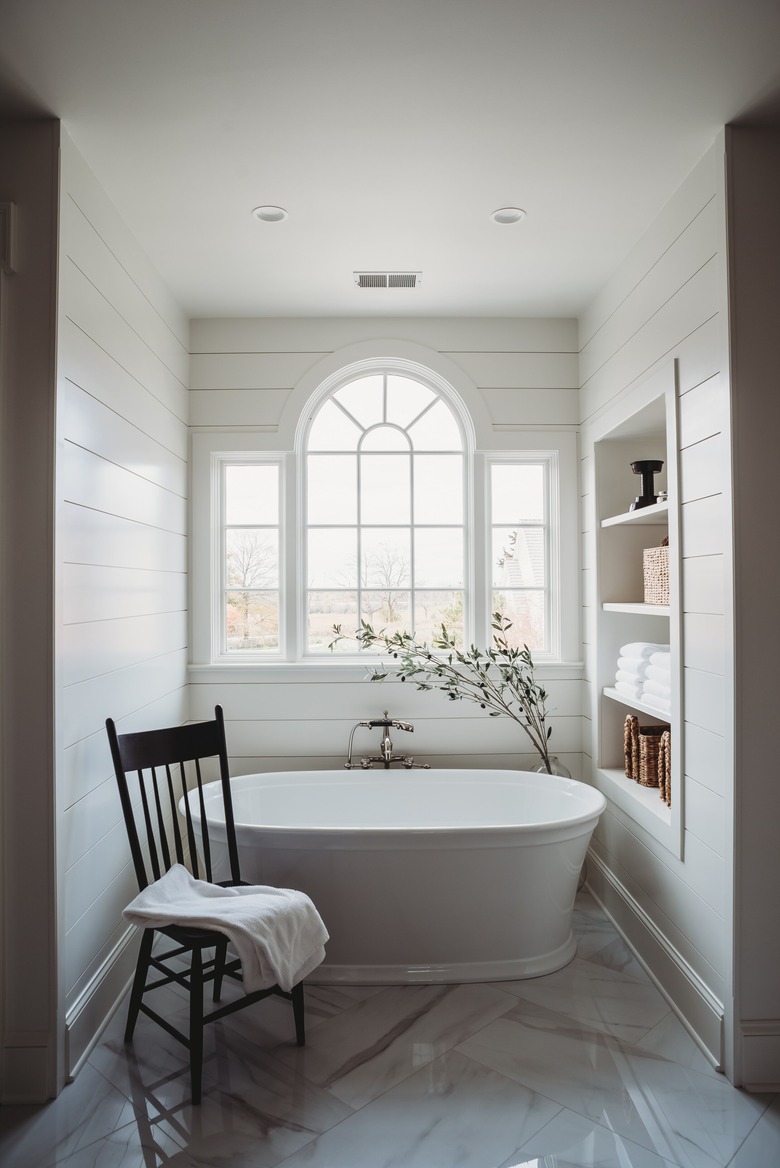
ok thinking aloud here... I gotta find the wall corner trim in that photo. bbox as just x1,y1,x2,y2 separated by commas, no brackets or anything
0,203,18,274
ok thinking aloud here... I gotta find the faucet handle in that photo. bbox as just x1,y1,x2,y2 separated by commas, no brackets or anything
392,719,414,732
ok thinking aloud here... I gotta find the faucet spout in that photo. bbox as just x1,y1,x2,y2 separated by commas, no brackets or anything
343,711,428,769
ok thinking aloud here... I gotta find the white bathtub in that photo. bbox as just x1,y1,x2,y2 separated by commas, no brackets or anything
187,769,606,984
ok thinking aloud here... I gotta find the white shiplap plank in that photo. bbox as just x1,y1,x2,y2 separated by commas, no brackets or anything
222,712,582,760
59,502,186,575
63,867,140,998
60,379,187,497
61,563,186,625
60,610,188,688
684,668,725,735
189,316,578,356
685,776,727,859
580,261,721,423
60,688,189,811
62,131,188,350
679,434,724,505
60,317,188,460
683,723,726,797
61,442,187,536
482,388,579,426
680,494,726,559
189,351,327,391
189,676,583,722
579,138,720,350
679,375,724,448
61,647,189,747
683,554,725,616
683,613,726,677
580,196,720,386
62,195,189,384
189,388,290,429
443,352,578,390
62,259,188,423
62,819,130,936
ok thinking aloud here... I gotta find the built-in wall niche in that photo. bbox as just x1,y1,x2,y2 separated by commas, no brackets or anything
587,363,683,856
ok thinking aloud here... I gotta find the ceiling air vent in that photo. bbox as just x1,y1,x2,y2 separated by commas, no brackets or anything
354,271,422,289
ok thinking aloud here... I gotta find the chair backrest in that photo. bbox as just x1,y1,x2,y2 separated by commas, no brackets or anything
106,705,241,891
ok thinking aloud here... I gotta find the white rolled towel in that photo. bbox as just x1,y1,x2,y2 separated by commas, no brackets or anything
616,668,646,687
617,655,652,675
615,679,644,699
643,678,672,700
645,662,671,684
649,650,671,667
619,642,669,659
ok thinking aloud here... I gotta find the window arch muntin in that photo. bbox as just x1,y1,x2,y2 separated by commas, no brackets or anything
300,365,472,656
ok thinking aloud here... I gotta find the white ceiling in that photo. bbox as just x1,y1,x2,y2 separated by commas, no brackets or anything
1,0,779,319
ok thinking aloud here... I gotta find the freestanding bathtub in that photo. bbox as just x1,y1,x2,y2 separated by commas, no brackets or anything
186,768,606,984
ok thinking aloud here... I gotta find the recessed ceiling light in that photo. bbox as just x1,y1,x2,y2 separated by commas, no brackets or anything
251,205,289,223
490,207,527,225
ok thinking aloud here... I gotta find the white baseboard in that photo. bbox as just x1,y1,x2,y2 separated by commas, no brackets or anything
1,1039,53,1103
586,852,725,1071
739,1023,780,1092
65,926,140,1078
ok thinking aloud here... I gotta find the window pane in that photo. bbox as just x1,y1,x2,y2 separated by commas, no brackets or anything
308,455,357,524
360,424,410,451
361,529,411,588
408,399,462,451
360,454,411,523
414,591,464,645
226,530,278,588
386,376,435,428
308,400,362,450
225,464,278,525
492,527,545,588
413,455,463,524
226,591,279,651
333,376,383,428
414,528,463,587
492,589,545,651
360,590,410,635
491,463,545,524
308,529,357,588
307,591,357,653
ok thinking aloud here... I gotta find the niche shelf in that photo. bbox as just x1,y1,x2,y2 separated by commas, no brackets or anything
584,362,683,857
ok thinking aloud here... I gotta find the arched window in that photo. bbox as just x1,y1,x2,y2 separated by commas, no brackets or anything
303,372,467,653
190,342,578,668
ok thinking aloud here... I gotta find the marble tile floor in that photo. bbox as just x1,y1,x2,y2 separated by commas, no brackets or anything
2,892,779,1168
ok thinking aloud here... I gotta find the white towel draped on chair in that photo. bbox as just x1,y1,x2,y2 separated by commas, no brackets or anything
124,864,329,993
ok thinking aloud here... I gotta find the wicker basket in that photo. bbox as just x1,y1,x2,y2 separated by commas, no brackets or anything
643,537,669,605
658,729,672,807
623,715,668,788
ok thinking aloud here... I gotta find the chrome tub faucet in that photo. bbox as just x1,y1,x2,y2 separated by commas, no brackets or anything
345,711,430,770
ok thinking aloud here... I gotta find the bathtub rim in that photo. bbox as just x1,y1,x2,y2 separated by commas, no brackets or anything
184,768,606,851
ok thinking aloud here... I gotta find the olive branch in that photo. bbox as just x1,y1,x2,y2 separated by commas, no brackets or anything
329,612,555,773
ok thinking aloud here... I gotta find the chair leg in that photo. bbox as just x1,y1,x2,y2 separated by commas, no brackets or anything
292,981,305,1046
213,937,228,1002
125,929,155,1043
189,946,204,1105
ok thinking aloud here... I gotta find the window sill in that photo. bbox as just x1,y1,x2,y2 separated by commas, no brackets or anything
187,660,585,684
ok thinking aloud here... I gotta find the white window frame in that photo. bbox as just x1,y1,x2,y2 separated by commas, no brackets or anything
299,368,472,656
484,450,559,661
189,348,580,676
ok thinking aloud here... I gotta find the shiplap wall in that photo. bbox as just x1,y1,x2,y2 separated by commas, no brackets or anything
579,136,733,1069
189,317,582,777
57,134,189,1075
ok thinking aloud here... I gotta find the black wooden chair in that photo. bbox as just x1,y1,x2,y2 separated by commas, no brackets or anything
106,704,305,1104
